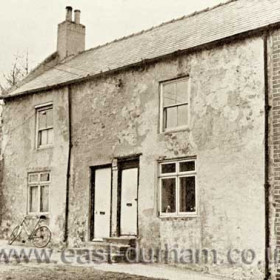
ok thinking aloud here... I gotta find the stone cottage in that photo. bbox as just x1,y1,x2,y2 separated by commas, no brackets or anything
2,0,280,279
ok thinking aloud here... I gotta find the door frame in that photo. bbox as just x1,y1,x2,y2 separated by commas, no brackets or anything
117,156,140,237
89,164,113,241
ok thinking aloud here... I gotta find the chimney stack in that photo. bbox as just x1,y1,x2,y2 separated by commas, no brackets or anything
57,6,85,60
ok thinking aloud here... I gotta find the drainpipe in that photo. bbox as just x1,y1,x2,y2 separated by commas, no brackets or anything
263,31,271,280
64,85,72,243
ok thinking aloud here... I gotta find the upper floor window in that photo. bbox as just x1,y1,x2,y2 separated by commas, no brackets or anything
159,158,196,217
160,77,190,132
36,105,53,148
28,172,50,214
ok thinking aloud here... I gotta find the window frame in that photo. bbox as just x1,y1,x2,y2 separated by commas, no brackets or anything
159,77,191,133
159,158,197,218
27,171,51,215
35,103,54,149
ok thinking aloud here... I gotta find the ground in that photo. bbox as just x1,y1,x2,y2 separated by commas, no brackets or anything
0,261,226,280
0,240,223,280
0,263,161,280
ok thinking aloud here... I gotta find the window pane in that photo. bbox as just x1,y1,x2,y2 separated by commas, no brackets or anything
38,110,47,130
29,174,39,183
161,178,176,213
161,163,176,174
177,104,188,127
179,161,195,172
165,106,177,129
39,130,48,146
163,83,176,106
180,176,196,212
40,173,50,182
176,80,188,104
46,109,53,127
47,128,54,145
40,186,49,212
30,186,38,212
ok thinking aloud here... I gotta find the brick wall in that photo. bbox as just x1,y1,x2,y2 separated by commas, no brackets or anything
269,29,280,280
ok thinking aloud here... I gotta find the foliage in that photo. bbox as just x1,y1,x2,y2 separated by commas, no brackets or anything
0,52,29,95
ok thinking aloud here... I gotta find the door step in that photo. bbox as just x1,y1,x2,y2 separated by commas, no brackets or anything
85,237,137,263
103,236,137,247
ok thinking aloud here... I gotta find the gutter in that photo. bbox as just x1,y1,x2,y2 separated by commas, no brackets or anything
64,85,72,243
3,22,280,101
263,31,271,280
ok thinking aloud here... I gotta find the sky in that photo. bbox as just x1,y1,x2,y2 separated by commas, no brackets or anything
0,0,227,85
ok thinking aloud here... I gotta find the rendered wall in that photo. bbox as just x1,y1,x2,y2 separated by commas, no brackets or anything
0,88,69,244
67,36,265,279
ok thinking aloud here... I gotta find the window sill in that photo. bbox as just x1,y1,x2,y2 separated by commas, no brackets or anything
159,213,198,220
36,145,53,151
161,126,190,134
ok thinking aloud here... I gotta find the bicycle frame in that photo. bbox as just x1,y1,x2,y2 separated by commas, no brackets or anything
9,214,51,248
18,216,44,240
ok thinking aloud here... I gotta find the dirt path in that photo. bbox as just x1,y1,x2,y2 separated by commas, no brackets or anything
0,263,163,280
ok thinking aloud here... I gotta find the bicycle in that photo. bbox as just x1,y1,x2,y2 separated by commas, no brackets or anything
8,215,52,248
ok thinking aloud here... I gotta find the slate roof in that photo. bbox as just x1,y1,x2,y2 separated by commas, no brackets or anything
6,0,280,98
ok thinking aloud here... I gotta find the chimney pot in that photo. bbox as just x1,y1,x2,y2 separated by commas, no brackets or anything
66,6,73,21
74,10,81,24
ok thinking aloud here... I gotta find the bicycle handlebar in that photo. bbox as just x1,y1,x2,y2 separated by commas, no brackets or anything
23,215,47,221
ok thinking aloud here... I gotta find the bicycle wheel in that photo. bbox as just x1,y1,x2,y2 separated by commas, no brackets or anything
31,226,52,248
8,225,21,245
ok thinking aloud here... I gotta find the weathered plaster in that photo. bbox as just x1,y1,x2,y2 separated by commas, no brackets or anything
0,31,266,279
67,36,265,279
0,88,69,244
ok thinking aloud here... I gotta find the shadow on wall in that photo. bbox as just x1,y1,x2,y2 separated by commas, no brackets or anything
0,102,5,236
0,155,3,236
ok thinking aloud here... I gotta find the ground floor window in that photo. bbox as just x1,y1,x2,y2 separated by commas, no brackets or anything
159,158,196,216
28,172,50,214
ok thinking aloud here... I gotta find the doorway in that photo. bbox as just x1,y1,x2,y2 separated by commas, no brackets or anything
118,159,139,236
90,166,112,240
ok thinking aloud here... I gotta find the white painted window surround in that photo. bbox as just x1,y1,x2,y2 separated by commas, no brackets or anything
160,77,190,133
36,104,53,149
159,159,197,217
28,172,50,214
